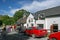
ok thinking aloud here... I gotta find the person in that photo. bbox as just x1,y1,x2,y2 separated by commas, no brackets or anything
14,25,16,30
18,26,21,33
50,25,54,33
1,27,7,40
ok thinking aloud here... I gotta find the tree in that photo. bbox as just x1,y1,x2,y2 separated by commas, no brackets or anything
2,15,9,25
3,16,15,25
0,9,30,25
13,9,30,21
0,15,15,25
9,17,15,25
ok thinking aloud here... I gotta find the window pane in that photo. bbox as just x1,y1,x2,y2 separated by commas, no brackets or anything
37,24,43,28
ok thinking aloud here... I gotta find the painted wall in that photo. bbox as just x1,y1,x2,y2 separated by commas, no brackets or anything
36,20,45,28
24,13,60,33
36,17,60,32
45,17,60,32
24,14,36,28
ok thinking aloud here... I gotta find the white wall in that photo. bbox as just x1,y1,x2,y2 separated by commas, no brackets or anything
27,14,35,23
45,17,60,32
36,20,45,28
24,13,60,32
36,20,45,24
24,23,27,28
24,14,36,28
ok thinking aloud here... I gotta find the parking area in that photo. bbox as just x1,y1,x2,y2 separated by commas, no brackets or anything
0,32,48,40
28,37,48,40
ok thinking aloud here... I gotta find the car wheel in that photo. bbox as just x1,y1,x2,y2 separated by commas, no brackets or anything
52,38,57,40
32,34,35,38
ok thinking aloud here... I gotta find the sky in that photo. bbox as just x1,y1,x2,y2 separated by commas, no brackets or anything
0,0,60,17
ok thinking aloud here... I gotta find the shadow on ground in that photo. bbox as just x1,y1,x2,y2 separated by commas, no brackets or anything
0,33,30,40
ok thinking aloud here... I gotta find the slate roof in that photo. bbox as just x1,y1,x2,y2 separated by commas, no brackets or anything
35,6,60,19
16,13,30,24
17,17,27,24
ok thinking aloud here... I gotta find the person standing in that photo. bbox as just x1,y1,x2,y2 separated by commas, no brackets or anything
1,26,7,40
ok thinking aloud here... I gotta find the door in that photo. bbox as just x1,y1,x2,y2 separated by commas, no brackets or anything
53,24,58,32
50,24,58,33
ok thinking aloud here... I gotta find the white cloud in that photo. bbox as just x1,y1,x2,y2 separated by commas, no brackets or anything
10,9,20,14
10,0,60,14
21,0,60,12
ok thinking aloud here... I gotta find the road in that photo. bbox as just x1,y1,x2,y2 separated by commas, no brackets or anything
28,37,48,40
0,32,48,40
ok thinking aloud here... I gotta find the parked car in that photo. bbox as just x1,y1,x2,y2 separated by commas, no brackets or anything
48,32,60,40
24,27,47,37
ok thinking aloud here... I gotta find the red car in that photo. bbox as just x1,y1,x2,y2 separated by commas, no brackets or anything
48,32,60,40
25,27,47,37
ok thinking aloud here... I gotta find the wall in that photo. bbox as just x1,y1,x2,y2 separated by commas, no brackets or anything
36,20,45,28
24,14,36,28
45,17,60,32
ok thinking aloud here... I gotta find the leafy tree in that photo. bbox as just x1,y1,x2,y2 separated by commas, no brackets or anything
9,17,15,25
0,9,30,25
13,9,30,21
0,15,15,25
3,17,15,25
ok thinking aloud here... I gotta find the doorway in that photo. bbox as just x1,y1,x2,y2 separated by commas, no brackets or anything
50,24,58,33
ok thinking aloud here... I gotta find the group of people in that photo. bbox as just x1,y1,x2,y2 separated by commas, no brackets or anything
1,25,16,36
0,25,16,40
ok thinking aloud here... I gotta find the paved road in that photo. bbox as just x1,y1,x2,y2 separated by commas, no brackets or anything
0,33,48,40
28,37,48,40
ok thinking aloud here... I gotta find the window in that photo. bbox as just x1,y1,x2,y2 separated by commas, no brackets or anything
31,24,33,27
29,18,33,22
36,27,42,29
27,24,28,27
27,27,32,30
37,24,44,28
38,13,45,20
30,18,33,22
29,20,30,22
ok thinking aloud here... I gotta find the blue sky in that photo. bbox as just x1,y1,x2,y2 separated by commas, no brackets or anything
0,0,60,17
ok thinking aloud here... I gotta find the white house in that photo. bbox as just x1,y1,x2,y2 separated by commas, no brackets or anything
23,6,60,33
24,13,36,28
45,17,60,32
36,20,45,29
35,6,60,32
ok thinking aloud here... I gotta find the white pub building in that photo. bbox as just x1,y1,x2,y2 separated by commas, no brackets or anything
24,6,60,33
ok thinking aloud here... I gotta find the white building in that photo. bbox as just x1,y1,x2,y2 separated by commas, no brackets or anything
35,6,60,32
24,13,36,28
45,17,60,32
17,6,60,33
